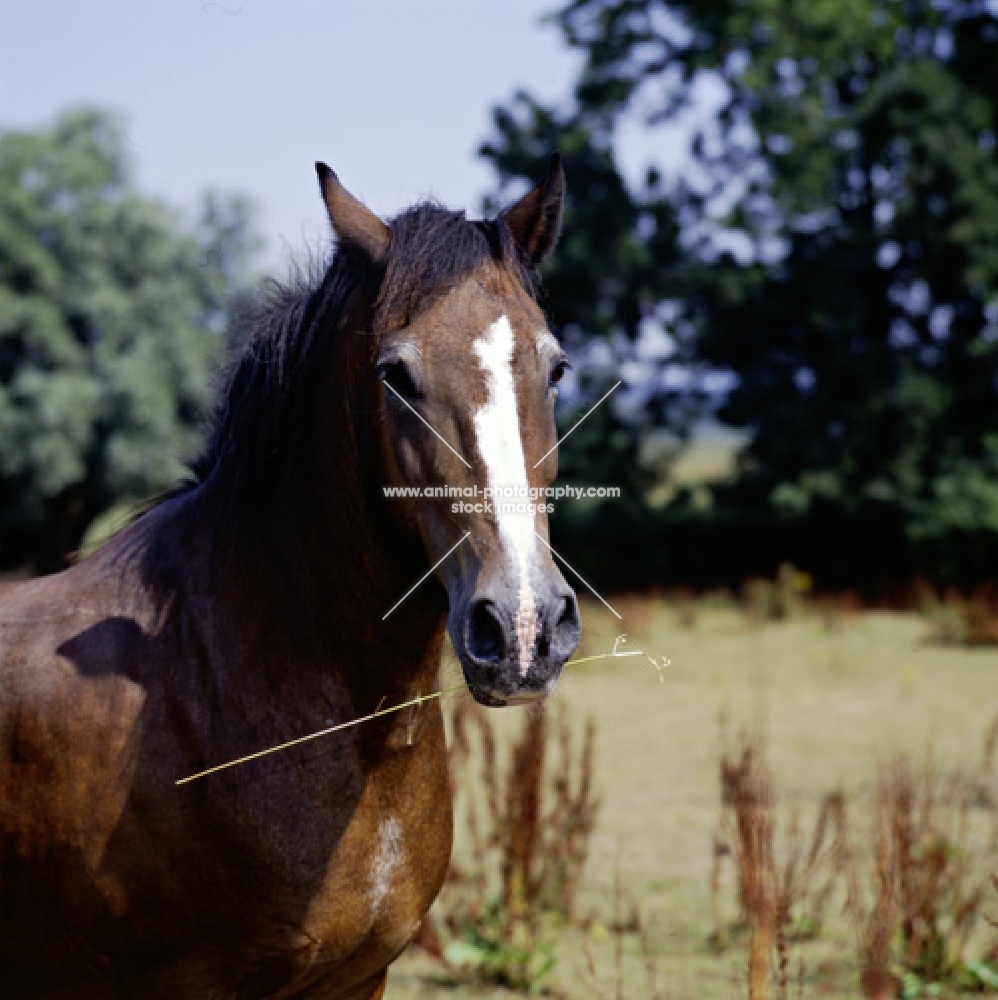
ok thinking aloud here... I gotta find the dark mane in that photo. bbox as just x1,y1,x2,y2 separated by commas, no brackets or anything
184,203,532,557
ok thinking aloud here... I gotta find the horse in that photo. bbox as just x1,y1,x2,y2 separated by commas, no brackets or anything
0,154,580,998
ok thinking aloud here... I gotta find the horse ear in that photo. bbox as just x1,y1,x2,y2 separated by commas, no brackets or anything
501,152,565,267
315,162,391,262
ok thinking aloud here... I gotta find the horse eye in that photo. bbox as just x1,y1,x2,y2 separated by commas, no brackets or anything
549,360,570,388
379,359,418,400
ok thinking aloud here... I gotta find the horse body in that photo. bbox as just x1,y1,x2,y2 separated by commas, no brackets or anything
1,492,451,998
0,156,577,996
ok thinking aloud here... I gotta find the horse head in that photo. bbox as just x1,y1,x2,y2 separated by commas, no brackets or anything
317,156,581,706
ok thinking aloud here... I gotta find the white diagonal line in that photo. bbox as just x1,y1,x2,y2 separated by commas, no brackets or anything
382,532,471,620
533,380,622,469
384,381,471,468
533,530,621,620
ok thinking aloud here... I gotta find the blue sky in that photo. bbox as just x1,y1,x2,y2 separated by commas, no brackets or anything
2,0,583,268
2,0,738,439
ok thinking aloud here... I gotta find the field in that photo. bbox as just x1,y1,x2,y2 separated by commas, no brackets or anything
389,596,998,998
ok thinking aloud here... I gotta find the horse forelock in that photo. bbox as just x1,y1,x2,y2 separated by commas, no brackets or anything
374,205,532,331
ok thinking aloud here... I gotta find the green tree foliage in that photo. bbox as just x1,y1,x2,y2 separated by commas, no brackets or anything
484,0,998,585
0,108,258,570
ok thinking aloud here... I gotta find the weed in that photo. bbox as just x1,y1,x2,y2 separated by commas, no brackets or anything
919,584,998,646
672,588,699,629
712,720,998,998
578,866,676,1000
849,751,998,997
710,725,849,998
743,564,813,624
814,591,863,634
423,698,600,993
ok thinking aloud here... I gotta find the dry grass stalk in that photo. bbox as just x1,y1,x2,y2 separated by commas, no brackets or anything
578,864,676,1000
671,588,699,630
421,697,601,990
450,697,600,923
502,706,546,925
920,583,998,646
712,727,849,999
713,716,998,998
848,716,998,994
848,750,998,996
742,564,813,625
547,711,599,920
849,775,900,1000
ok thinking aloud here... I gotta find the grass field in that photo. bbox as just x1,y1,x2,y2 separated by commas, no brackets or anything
389,596,998,998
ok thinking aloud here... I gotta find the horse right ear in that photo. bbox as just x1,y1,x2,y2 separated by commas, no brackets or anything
501,152,565,267
315,162,391,262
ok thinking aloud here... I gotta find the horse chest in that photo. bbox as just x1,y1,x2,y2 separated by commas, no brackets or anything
218,730,453,995
306,812,423,963
311,763,449,950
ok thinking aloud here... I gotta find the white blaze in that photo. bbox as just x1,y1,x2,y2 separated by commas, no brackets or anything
473,315,538,676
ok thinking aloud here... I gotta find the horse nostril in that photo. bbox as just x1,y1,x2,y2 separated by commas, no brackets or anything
556,595,579,632
550,594,581,659
467,601,505,665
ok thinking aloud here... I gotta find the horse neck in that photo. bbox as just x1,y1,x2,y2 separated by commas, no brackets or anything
168,275,451,715
279,472,448,706
189,393,448,715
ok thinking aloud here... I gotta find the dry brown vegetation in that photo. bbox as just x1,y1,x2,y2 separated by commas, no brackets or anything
709,726,849,999
391,593,998,998
417,698,600,992
920,583,998,647
708,723,998,999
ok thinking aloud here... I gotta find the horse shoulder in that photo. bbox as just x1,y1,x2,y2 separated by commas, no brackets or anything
0,566,154,853
0,562,169,993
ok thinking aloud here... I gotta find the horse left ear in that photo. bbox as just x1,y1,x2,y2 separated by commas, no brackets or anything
315,162,391,262
501,152,565,267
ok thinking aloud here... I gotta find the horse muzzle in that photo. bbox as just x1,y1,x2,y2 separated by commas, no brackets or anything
450,584,580,707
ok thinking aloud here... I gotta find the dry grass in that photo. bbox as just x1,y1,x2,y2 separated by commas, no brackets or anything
389,598,998,999
919,583,998,647
742,565,814,625
709,726,850,999
847,751,998,996
418,698,600,992
447,697,600,924
707,722,998,999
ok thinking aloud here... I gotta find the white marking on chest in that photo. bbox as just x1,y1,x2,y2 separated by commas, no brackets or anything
473,315,538,676
370,815,404,912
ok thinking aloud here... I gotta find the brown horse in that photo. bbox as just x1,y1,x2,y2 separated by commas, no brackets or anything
0,156,580,998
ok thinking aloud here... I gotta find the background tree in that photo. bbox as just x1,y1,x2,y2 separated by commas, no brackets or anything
483,0,998,587
0,108,259,571
481,94,700,560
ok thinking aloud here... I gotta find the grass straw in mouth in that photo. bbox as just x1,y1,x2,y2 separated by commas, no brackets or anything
175,635,669,786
